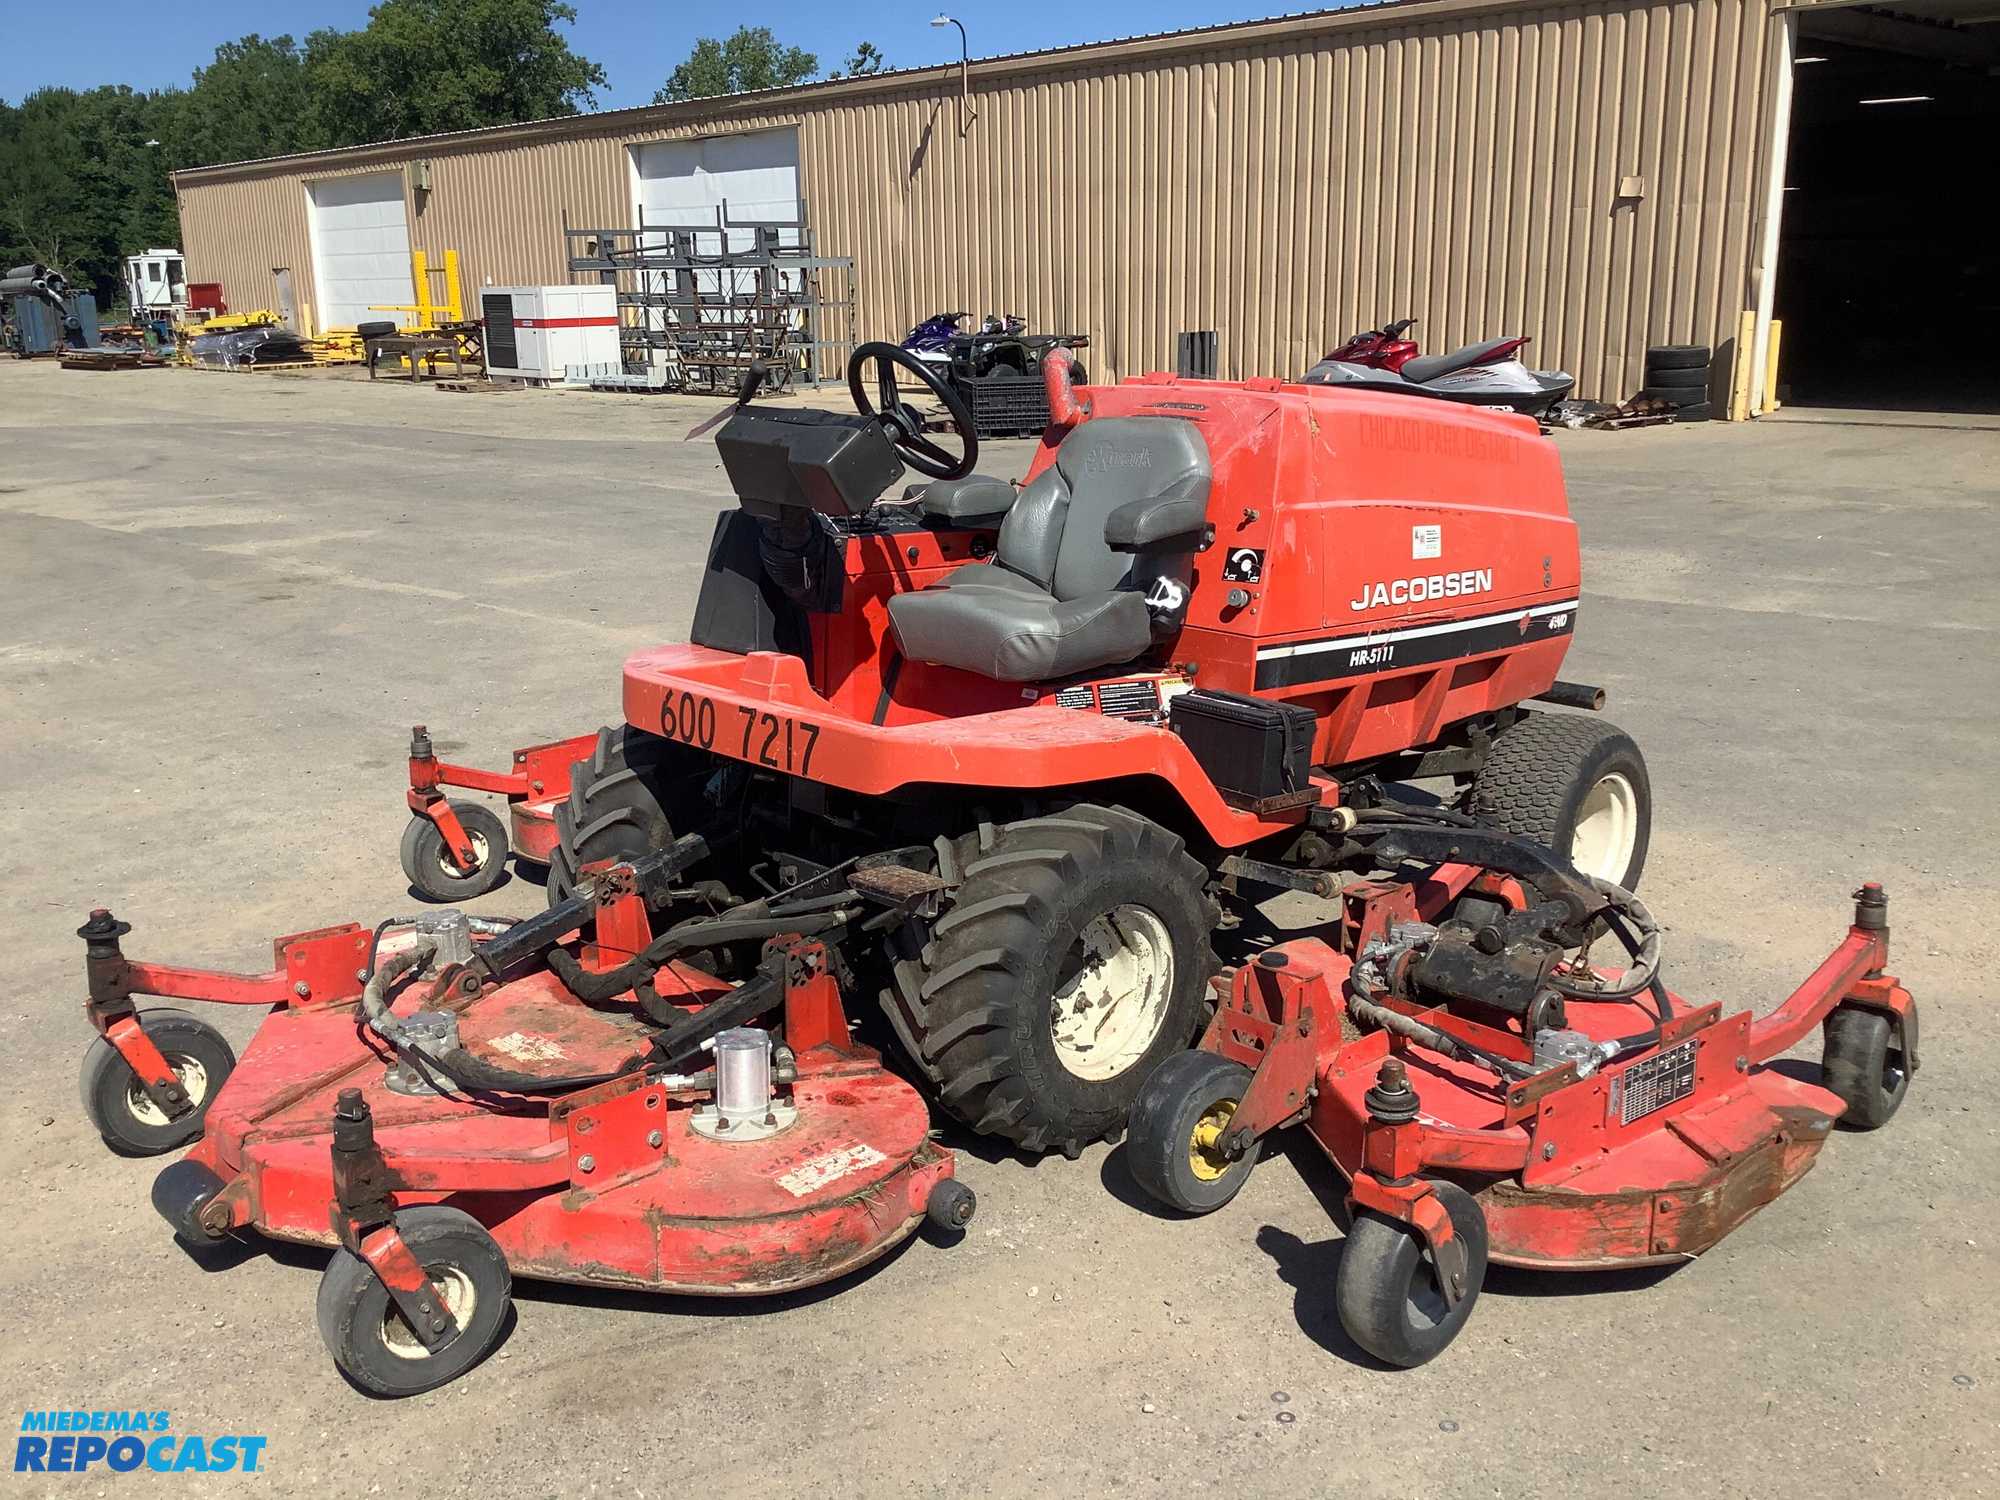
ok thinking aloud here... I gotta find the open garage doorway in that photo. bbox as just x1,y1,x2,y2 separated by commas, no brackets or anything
1775,1,2000,412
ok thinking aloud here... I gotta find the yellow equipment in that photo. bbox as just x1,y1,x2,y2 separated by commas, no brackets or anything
368,249,466,331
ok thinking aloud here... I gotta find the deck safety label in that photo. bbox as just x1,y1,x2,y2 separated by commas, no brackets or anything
1616,1040,1698,1125
776,1144,887,1197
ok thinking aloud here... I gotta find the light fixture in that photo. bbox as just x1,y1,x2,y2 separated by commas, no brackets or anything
932,14,977,135
1858,94,1934,104
1794,55,1828,64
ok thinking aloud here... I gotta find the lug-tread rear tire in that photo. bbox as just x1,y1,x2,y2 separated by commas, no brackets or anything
549,725,705,904
1823,1004,1910,1130
899,805,1215,1157
1470,713,1651,889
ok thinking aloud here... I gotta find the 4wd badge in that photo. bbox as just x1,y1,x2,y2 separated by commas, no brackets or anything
1222,547,1264,582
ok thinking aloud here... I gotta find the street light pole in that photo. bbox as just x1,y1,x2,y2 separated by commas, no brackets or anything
931,15,977,135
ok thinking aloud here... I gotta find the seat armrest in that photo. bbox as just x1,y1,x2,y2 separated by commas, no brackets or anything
920,474,1018,524
1104,478,1209,550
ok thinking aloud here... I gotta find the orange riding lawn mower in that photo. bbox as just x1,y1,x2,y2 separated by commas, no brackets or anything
76,347,1916,1392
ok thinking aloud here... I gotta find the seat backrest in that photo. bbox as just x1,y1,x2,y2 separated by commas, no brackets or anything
993,418,1211,601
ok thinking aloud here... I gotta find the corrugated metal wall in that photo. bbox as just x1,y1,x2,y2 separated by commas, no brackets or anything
175,0,1779,400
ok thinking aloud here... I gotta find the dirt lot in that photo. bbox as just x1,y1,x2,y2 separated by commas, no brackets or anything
1,361,1995,1498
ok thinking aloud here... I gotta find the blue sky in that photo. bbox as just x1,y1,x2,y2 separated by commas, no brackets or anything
2,1,1323,109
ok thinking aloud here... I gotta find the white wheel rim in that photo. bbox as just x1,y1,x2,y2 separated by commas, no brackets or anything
437,828,490,880
381,1265,477,1361
1569,772,1638,882
1050,905,1176,1081
125,1055,209,1127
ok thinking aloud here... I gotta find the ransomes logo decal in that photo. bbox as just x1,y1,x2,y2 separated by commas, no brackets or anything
1349,569,1494,612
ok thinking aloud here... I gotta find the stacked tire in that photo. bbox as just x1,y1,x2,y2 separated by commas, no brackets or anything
1640,344,1712,422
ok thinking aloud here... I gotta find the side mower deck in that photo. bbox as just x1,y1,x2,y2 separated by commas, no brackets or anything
76,858,973,1395
1128,877,1918,1365
184,965,949,1295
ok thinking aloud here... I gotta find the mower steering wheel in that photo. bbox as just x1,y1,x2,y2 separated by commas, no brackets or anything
847,341,978,480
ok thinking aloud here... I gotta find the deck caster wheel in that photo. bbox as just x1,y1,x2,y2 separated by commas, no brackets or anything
79,1009,235,1155
1823,1003,1912,1130
926,1177,977,1232
1126,1050,1259,1214
401,801,508,901
316,1207,512,1398
1335,1181,1488,1368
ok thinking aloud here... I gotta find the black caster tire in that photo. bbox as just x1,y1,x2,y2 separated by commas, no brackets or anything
401,801,508,902
1126,1050,1259,1214
925,1178,977,1232
79,1008,235,1155
316,1207,512,1398
1335,1181,1488,1368
1823,1004,1911,1130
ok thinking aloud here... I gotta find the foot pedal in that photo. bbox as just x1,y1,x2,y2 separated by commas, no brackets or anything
847,863,948,910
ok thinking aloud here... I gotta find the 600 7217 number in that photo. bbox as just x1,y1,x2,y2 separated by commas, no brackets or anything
657,690,821,776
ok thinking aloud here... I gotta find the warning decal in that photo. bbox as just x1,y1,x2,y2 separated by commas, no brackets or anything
776,1143,888,1198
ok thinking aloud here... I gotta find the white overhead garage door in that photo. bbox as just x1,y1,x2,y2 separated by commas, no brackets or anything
631,128,802,245
306,172,415,331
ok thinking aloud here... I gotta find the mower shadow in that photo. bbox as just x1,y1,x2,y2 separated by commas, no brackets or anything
1192,1135,1684,1365
401,864,521,906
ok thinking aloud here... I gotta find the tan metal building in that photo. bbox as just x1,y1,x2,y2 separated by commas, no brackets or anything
172,0,1998,409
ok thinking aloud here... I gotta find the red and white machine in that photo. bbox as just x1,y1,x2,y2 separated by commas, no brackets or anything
480,284,619,384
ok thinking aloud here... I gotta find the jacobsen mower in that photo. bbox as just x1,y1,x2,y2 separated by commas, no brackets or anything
75,345,1913,1388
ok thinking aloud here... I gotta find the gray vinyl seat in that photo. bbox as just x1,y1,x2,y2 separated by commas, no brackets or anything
1400,337,1520,383
887,418,1211,682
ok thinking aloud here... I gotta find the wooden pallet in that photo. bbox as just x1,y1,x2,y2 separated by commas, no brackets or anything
432,380,513,394
184,359,322,374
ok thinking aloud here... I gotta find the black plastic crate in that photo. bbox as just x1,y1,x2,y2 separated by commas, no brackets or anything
1169,689,1318,810
960,372,1052,438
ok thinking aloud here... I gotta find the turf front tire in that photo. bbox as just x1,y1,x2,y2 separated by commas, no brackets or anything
1823,1004,1911,1130
902,805,1215,1157
1470,713,1651,889
316,1207,512,1398
1336,1181,1489,1368
401,801,508,902
79,1009,236,1155
1126,1050,1259,1214
549,725,707,906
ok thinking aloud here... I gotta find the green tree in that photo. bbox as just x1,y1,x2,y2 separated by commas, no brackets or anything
656,28,818,103
306,0,606,145
834,42,887,79
0,86,179,304
167,36,323,169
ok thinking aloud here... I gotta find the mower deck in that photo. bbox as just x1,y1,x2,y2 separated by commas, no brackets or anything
1312,995,1845,1270
184,965,948,1294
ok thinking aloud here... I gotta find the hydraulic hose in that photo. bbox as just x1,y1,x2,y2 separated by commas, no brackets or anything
545,908,856,1003
1547,878,1662,1001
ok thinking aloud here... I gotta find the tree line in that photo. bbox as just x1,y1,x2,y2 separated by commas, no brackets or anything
0,4,881,308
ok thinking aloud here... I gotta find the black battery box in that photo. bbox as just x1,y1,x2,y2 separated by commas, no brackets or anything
1169,688,1319,810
